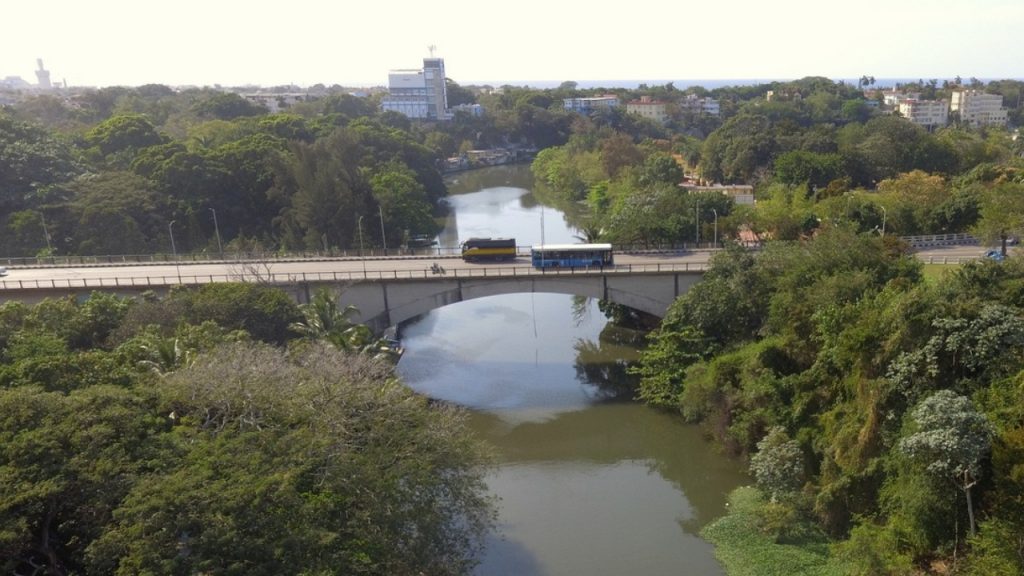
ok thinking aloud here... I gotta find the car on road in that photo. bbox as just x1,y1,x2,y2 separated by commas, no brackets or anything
0,266,7,277
985,250,1005,262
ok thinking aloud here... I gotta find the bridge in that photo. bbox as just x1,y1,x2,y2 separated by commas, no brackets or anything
0,240,997,332
0,252,712,332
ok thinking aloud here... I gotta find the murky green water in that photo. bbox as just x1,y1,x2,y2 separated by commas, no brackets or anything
396,165,747,575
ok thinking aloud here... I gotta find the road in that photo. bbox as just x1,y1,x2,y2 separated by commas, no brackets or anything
0,244,1005,288
0,251,715,286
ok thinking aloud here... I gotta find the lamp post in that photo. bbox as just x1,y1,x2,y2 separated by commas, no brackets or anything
40,213,52,252
378,205,387,253
357,216,366,277
209,208,223,258
695,200,700,246
880,205,887,237
168,220,181,283
712,208,718,247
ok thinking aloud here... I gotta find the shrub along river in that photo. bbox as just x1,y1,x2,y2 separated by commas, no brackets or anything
395,165,748,575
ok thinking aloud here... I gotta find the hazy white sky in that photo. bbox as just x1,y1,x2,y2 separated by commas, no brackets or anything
3,0,1021,88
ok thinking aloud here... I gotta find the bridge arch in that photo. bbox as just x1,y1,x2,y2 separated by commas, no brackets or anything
300,271,704,333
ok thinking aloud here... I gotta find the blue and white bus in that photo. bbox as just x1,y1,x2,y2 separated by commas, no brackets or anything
531,243,614,268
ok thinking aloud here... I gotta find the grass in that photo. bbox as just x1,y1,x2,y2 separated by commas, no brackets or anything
701,487,846,576
921,263,960,284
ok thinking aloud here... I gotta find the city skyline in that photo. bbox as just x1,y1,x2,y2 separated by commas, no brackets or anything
3,0,1022,89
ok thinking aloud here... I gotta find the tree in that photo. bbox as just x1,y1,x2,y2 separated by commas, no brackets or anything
191,92,267,120
90,342,495,575
84,114,167,161
898,390,992,536
773,150,844,190
974,181,1024,256
750,426,805,501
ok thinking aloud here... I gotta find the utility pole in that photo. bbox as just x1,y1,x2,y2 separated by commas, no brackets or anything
695,201,700,246
358,216,366,277
712,208,718,247
40,213,52,252
168,220,181,283
378,205,387,253
209,208,223,258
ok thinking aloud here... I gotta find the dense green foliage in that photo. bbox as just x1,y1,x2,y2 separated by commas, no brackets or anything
636,228,1024,572
0,288,495,575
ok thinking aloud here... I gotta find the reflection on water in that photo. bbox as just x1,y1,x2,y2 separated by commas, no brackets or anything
437,164,578,250
396,166,746,575
397,294,747,575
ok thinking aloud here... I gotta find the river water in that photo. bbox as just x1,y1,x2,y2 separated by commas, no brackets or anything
396,165,747,575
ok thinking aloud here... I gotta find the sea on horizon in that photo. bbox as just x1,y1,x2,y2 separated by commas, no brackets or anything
463,77,1024,91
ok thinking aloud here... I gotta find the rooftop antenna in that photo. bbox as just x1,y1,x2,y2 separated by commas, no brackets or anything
428,44,437,57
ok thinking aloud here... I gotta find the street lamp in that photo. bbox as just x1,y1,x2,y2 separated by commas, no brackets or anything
209,208,223,258
695,200,700,246
357,216,366,277
378,205,387,253
168,220,182,283
712,208,718,247
40,213,52,252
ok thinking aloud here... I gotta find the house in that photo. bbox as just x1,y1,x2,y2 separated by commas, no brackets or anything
626,96,669,123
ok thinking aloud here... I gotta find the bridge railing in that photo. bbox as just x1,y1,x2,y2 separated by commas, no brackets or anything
0,243,720,268
0,262,709,291
901,233,978,248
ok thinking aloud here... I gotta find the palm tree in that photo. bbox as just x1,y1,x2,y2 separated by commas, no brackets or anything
572,221,605,244
137,336,195,376
291,288,400,358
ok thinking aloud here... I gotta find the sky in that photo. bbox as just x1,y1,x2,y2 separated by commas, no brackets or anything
2,0,1021,89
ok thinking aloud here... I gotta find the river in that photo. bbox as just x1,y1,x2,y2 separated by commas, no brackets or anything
395,164,747,575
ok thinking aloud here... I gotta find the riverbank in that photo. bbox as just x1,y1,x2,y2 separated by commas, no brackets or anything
702,487,845,576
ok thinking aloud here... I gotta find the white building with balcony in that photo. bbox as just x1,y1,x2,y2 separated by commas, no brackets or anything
950,89,1009,127
679,94,720,116
898,99,949,129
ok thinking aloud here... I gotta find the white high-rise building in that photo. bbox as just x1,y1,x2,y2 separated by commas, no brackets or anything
898,99,949,129
950,89,1008,127
35,59,51,89
381,58,449,120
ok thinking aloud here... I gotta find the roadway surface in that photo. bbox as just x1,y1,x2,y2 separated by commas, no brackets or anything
0,251,714,285
0,244,1003,286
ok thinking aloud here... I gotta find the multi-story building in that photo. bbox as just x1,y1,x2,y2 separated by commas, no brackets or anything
679,94,720,116
563,95,619,114
626,96,669,123
380,58,449,120
883,89,920,107
897,99,949,129
950,89,1009,127
681,183,755,205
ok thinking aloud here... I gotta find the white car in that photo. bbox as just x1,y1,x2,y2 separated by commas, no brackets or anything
0,266,7,277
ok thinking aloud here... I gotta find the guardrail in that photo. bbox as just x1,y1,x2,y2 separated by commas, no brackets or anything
0,262,709,291
901,233,978,248
0,243,716,268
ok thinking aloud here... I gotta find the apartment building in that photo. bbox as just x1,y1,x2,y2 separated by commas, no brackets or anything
950,89,1009,127
897,98,949,129
679,94,721,116
563,95,620,114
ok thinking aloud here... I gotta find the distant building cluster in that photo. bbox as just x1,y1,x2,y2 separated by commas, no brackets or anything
873,87,1009,129
1,58,61,92
563,93,720,124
